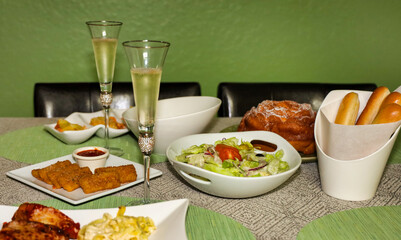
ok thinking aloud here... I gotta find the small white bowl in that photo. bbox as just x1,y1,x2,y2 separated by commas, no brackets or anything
72,146,109,172
44,109,129,145
123,96,221,155
166,131,302,198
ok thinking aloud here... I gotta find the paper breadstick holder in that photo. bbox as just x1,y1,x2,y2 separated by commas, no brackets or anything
315,87,401,201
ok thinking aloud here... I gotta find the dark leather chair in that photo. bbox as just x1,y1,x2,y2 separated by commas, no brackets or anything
35,82,201,118
217,82,378,117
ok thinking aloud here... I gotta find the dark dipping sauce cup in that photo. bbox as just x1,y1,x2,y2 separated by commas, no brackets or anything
77,149,106,157
73,146,109,172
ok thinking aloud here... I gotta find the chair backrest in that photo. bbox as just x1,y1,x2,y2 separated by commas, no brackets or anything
217,82,378,117
35,82,201,117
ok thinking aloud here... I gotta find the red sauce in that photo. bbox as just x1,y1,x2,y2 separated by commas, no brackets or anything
77,149,105,157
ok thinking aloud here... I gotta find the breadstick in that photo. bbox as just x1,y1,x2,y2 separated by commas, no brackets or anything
335,92,360,125
356,86,390,125
379,91,401,110
372,103,401,124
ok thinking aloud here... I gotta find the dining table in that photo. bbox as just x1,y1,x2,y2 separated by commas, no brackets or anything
1,116,401,240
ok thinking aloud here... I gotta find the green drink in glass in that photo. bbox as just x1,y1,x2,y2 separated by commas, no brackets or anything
86,21,123,155
123,40,170,204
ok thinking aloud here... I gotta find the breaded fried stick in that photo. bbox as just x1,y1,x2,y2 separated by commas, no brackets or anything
31,160,71,184
95,164,137,183
79,171,120,194
58,165,92,192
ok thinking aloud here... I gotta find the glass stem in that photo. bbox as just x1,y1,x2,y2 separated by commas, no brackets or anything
143,153,151,204
138,132,155,204
103,106,110,149
100,91,113,150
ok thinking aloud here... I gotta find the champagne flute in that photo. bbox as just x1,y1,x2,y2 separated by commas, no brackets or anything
123,40,170,204
86,20,123,156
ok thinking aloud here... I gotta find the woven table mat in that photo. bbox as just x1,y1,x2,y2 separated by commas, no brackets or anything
297,205,401,239
2,157,401,240
1,123,401,239
0,126,166,164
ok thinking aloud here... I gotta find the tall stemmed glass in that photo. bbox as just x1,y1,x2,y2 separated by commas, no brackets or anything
123,40,170,204
86,21,123,155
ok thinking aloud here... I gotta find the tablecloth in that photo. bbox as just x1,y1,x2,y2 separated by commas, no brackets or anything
1,117,401,240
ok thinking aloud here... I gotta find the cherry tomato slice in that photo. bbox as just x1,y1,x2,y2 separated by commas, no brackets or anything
215,144,242,161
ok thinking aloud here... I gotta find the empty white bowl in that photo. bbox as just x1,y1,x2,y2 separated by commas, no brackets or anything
166,131,302,198
123,96,221,155
72,146,109,172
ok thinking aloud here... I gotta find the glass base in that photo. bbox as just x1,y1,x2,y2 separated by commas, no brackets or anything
107,146,124,156
126,198,160,206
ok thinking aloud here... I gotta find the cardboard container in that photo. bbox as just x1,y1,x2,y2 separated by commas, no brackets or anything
315,88,401,201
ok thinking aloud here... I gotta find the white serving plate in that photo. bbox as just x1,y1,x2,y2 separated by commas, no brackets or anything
166,131,302,198
0,198,189,240
44,109,129,144
6,154,162,205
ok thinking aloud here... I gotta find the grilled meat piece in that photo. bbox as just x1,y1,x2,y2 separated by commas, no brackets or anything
0,220,68,240
11,203,80,239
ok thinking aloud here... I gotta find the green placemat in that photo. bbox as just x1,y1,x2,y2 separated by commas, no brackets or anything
34,196,255,240
220,124,239,133
297,205,401,239
389,136,401,164
0,126,167,164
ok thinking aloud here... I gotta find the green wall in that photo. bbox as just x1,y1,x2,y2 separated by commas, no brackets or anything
1,0,400,117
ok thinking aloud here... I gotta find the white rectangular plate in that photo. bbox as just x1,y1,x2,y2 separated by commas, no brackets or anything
6,154,162,205
0,198,189,240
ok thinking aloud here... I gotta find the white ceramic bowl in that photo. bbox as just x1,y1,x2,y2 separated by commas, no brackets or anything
44,109,129,145
72,146,109,172
166,131,302,198
123,96,222,155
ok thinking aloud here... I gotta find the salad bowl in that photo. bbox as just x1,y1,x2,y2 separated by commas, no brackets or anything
166,131,302,198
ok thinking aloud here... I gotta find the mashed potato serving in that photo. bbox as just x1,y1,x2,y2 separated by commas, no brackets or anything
78,206,156,240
